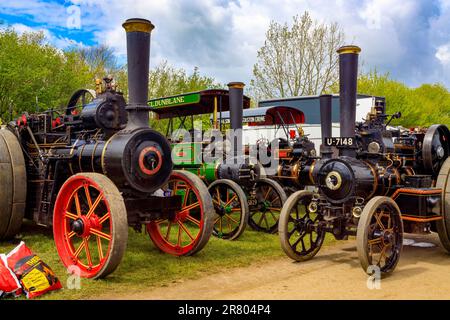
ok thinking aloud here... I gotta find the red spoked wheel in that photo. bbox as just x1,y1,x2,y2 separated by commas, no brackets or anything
53,173,128,279
147,170,214,256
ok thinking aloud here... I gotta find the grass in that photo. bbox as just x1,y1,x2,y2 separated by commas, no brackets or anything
0,221,335,300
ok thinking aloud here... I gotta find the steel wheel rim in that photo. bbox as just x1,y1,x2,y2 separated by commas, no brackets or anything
250,183,282,232
365,203,402,273
54,176,113,278
147,175,204,255
212,185,243,238
286,195,324,256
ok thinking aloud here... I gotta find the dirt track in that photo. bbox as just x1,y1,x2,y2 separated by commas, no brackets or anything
101,233,450,300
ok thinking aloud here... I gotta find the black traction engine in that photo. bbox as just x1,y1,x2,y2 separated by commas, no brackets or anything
0,18,215,279
278,45,450,276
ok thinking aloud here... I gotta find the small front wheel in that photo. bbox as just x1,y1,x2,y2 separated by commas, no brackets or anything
208,179,249,240
279,190,325,261
357,196,403,275
249,178,287,233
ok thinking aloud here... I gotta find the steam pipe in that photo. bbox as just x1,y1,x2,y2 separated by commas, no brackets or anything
122,18,155,129
337,45,361,157
319,94,333,159
228,82,245,157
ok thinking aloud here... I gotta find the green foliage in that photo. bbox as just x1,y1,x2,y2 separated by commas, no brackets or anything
0,29,93,121
354,71,450,127
148,61,222,134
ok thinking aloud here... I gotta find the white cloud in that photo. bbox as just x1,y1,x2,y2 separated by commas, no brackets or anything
436,44,450,65
2,23,86,49
0,0,449,88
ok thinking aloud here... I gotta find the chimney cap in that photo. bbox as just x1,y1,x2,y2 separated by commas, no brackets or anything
122,18,155,33
337,45,361,55
227,82,245,89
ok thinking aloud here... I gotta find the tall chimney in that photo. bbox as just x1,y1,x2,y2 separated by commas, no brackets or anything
122,18,154,129
337,45,361,157
319,94,333,159
227,82,245,157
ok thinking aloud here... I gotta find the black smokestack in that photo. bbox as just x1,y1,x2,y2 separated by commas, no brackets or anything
319,94,333,159
337,45,361,157
122,18,154,129
228,82,245,157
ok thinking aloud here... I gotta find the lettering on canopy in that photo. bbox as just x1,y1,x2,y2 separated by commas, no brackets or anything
148,93,201,108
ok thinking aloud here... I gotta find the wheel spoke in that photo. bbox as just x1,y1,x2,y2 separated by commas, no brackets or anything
224,194,237,207
178,221,195,240
182,201,200,212
183,187,191,207
86,193,104,218
98,213,110,225
84,184,93,208
67,231,76,239
263,187,271,201
374,211,386,230
257,212,265,226
84,238,93,267
225,213,239,224
74,192,82,216
66,211,78,220
368,237,383,246
90,228,111,241
186,214,201,227
73,239,86,258
177,224,182,247
96,236,104,261
165,222,172,241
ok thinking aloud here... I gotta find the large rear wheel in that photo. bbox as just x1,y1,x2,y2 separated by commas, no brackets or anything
53,173,128,279
147,170,214,255
357,196,403,275
0,127,27,240
436,157,450,251
279,190,325,261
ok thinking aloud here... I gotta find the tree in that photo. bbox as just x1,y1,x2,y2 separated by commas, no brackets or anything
148,61,221,133
73,45,119,79
355,70,450,127
250,11,344,101
0,29,92,121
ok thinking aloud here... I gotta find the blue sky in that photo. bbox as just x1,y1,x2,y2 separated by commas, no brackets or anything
1,0,450,89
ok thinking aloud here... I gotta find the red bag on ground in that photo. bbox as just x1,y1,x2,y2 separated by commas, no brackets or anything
6,242,62,299
0,254,21,297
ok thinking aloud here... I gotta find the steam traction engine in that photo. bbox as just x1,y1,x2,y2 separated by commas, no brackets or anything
0,18,215,279
278,45,450,275
149,84,287,239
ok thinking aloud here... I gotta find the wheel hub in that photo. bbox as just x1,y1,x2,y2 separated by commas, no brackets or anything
71,215,101,237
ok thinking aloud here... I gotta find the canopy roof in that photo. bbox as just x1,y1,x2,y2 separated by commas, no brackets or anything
216,105,305,126
148,89,251,119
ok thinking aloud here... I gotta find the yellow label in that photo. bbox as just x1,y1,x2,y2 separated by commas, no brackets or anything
21,268,50,292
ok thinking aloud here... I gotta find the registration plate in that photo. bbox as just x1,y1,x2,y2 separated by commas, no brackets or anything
324,137,355,147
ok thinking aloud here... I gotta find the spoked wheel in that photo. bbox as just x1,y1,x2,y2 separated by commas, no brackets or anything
357,196,403,275
66,89,96,115
53,173,128,279
249,178,287,233
0,127,27,240
208,179,249,240
435,157,450,251
423,124,450,175
279,190,325,261
147,170,214,255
